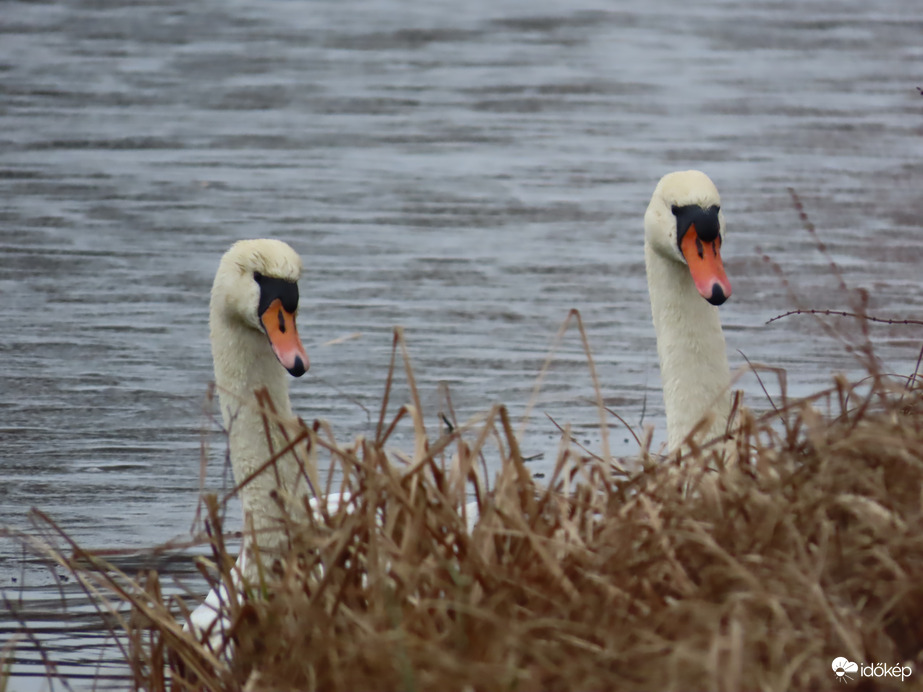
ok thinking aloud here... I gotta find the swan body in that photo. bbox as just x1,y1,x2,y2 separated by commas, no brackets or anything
644,171,732,451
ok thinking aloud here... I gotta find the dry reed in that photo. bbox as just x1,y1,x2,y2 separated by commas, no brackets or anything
6,320,923,692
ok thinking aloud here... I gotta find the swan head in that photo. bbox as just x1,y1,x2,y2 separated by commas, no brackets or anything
211,239,310,377
644,170,731,306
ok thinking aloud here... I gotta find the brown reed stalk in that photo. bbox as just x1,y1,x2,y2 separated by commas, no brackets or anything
7,321,923,691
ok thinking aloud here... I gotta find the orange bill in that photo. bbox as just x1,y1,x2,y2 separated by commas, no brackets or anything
680,226,732,306
260,298,309,377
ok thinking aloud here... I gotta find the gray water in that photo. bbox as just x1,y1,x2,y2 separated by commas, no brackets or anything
2,0,922,686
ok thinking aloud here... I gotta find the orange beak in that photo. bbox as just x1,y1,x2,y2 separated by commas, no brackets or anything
680,225,732,306
260,298,309,377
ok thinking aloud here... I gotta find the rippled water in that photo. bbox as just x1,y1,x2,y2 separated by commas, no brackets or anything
2,0,922,686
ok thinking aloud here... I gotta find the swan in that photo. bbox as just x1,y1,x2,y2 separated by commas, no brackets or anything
644,170,733,452
186,239,478,647
209,239,315,559
186,238,321,643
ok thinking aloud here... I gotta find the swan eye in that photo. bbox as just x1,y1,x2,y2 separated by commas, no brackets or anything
672,204,721,246
671,205,679,216
254,273,299,316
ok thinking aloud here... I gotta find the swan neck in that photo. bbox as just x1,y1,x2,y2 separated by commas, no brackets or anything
646,242,731,451
209,302,305,565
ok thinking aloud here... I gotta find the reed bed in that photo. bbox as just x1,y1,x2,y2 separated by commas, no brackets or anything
6,321,923,692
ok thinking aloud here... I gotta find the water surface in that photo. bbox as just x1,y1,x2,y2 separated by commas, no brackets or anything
2,0,922,686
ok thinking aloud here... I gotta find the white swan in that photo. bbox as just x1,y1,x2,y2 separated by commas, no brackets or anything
644,170,733,452
209,238,314,559
186,239,478,647
187,238,321,644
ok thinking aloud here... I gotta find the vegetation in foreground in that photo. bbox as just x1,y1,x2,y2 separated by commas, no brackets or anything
6,312,923,692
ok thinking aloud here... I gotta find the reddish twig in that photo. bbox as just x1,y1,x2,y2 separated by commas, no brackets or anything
766,309,923,327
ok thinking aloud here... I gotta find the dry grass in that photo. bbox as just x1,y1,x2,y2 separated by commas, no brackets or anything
7,320,923,692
